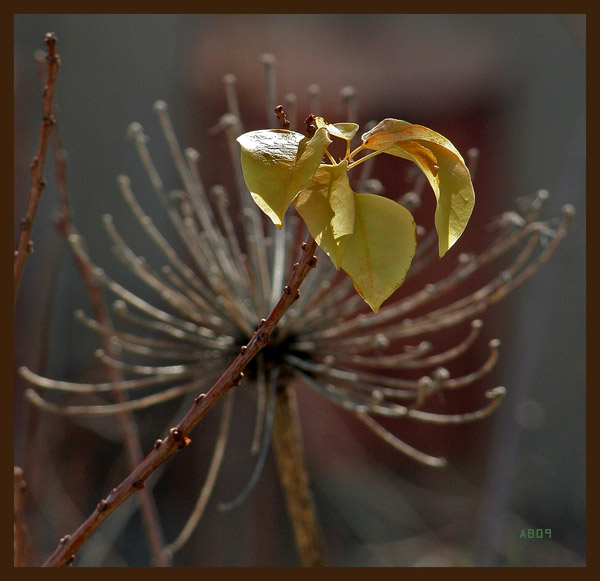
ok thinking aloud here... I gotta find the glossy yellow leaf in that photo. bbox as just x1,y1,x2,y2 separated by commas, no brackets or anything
341,193,417,312
315,117,359,141
361,119,475,256
237,127,331,227
293,161,355,270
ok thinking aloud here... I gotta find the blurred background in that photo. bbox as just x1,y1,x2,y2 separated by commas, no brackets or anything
14,14,585,566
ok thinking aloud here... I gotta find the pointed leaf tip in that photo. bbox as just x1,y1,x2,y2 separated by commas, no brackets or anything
361,119,475,256
341,193,417,312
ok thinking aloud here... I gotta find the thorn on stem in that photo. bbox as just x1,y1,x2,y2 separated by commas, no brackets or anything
169,428,183,442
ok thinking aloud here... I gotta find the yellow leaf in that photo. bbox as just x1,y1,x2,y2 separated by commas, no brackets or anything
237,127,331,227
361,119,474,256
315,117,359,141
293,161,355,269
341,193,417,312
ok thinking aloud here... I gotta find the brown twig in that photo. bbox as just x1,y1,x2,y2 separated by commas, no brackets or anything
14,33,60,304
42,237,319,567
272,383,325,566
14,467,29,567
51,126,172,565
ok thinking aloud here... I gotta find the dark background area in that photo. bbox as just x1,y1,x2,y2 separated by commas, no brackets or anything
14,14,585,566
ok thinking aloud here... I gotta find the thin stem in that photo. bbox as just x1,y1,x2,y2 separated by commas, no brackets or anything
347,148,383,171
165,390,235,555
51,115,171,566
41,237,319,567
14,33,60,303
271,382,325,566
14,467,28,566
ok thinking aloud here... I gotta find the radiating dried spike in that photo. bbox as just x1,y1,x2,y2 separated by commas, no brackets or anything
213,115,271,315
312,218,561,345
19,365,196,393
166,389,235,555
340,86,358,123
94,349,210,377
284,354,359,383
103,214,223,330
398,190,421,212
355,120,378,190
244,209,273,314
354,412,447,467
260,54,277,126
115,175,216,302
283,93,297,131
466,147,480,178
90,265,233,348
209,185,254,308
222,74,242,127
108,337,227,361
441,339,501,390
295,368,416,416
486,207,574,306
307,84,321,116
181,148,247,295
317,337,434,369
409,377,435,410
25,375,217,416
160,265,227,327
406,386,506,424
270,225,287,309
108,299,232,350
153,104,247,297
217,367,279,512
250,354,267,454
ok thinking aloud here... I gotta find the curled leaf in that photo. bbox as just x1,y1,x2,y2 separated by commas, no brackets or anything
293,161,355,269
361,119,475,256
341,193,417,312
315,117,359,141
237,127,331,227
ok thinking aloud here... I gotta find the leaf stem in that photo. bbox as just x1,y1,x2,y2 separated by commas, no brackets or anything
347,147,383,171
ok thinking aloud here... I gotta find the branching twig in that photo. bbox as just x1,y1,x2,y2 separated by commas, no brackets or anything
14,33,60,303
51,127,172,566
14,467,29,567
42,237,319,567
